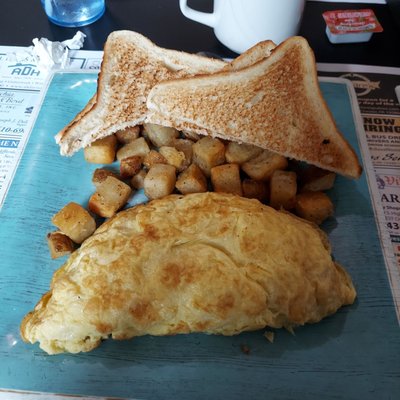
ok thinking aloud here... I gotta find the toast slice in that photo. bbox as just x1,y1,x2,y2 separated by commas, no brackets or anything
146,39,276,135
147,36,362,179
55,30,226,156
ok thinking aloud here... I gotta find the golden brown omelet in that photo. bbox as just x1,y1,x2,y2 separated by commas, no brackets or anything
21,192,356,354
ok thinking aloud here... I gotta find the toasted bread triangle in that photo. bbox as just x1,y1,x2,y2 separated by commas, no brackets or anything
147,37,362,179
55,30,226,156
147,39,277,134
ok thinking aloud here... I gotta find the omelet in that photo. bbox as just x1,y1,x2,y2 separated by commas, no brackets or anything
21,192,356,354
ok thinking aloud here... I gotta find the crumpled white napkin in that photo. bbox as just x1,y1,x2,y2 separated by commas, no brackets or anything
28,31,86,70
31,31,86,70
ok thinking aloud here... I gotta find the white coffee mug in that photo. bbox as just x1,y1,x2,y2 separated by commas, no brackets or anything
179,0,305,53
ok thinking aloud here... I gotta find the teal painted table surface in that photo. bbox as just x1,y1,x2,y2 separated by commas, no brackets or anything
0,72,399,399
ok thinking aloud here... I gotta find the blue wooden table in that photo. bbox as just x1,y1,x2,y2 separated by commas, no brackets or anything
0,72,399,399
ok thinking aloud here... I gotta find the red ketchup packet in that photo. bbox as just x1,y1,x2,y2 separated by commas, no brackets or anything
322,9,383,43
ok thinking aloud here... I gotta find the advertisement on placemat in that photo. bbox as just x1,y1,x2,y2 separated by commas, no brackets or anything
0,46,102,211
319,63,400,317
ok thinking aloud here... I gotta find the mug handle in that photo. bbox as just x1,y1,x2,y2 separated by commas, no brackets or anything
179,0,216,28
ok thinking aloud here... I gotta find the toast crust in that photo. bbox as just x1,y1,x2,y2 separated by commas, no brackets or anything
223,40,276,71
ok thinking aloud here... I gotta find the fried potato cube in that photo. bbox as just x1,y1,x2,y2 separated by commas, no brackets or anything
143,150,167,169
143,123,179,147
173,138,193,168
225,142,263,164
84,135,117,164
47,231,75,259
116,137,150,161
115,125,141,144
176,164,207,194
130,169,147,189
144,164,176,200
295,191,334,225
242,179,269,202
300,166,336,192
192,137,225,177
96,176,132,201
88,193,111,219
89,176,132,218
92,168,120,188
52,202,96,244
120,155,143,178
159,146,186,171
211,163,243,196
269,170,297,210
241,150,288,181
